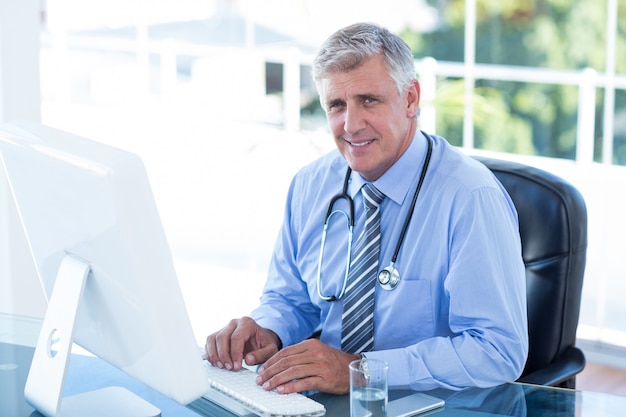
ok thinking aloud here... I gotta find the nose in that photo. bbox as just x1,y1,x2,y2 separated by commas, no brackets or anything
343,105,366,136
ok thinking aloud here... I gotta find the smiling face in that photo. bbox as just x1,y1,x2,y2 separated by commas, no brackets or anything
320,55,421,181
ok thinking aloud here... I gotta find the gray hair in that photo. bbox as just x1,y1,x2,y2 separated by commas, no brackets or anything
312,22,416,96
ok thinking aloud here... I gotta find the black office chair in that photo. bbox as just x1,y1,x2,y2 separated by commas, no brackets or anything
472,155,587,389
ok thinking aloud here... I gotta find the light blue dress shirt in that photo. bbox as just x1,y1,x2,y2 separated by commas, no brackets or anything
250,131,528,391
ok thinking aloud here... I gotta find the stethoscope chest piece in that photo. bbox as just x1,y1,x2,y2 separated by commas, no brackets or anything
378,265,400,290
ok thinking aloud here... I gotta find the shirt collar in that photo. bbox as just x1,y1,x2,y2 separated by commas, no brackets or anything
348,130,429,205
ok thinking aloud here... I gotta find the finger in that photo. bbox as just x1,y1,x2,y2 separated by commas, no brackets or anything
204,334,222,367
227,335,244,370
259,362,318,394
273,376,321,395
229,320,256,370
245,344,279,367
257,348,312,388
204,335,212,360
257,342,305,372
213,320,239,369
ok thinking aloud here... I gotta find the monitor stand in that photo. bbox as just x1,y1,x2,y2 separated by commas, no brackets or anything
24,253,161,417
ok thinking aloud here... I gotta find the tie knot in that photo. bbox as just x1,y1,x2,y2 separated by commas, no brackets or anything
362,183,385,209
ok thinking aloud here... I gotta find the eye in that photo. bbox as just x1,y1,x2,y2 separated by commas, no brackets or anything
363,96,378,105
326,100,345,113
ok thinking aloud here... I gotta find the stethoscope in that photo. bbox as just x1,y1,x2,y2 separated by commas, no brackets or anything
317,133,433,301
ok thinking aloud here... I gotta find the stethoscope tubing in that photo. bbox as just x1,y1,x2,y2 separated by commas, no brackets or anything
388,134,433,266
317,209,352,302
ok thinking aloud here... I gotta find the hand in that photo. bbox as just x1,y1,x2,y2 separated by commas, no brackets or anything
256,338,360,395
205,316,282,371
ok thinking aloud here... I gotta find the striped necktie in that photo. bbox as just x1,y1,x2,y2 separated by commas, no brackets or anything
341,183,385,354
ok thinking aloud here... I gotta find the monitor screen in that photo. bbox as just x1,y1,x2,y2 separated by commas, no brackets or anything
0,120,209,413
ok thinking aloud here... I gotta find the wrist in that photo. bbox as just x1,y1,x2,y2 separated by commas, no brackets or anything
266,329,283,350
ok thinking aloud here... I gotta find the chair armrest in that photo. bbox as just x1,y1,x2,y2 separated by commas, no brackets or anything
517,346,586,387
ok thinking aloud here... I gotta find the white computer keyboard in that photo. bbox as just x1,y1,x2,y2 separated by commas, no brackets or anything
202,361,326,417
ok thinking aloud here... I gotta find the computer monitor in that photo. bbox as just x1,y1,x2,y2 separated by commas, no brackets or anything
0,120,210,416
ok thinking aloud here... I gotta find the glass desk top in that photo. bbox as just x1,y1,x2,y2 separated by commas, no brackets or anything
2,313,625,417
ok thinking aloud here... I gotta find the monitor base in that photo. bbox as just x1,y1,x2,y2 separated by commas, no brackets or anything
24,254,162,417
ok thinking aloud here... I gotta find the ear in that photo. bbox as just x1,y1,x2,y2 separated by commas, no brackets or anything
406,79,421,119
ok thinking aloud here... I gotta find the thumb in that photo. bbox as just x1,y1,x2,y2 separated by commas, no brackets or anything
245,345,278,366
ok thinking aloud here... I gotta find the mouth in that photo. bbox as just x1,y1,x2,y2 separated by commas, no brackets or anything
345,139,373,148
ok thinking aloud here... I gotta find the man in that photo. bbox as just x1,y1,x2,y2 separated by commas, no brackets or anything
205,22,528,395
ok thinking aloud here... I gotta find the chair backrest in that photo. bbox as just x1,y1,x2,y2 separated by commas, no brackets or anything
472,156,587,378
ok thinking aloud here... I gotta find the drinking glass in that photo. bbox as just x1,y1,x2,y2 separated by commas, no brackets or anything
349,358,388,417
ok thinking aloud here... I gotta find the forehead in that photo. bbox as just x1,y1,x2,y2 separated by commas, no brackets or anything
319,56,395,101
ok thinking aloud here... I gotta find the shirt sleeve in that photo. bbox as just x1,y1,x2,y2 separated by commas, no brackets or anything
366,186,528,391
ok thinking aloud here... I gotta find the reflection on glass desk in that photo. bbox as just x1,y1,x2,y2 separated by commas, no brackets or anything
1,314,625,417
